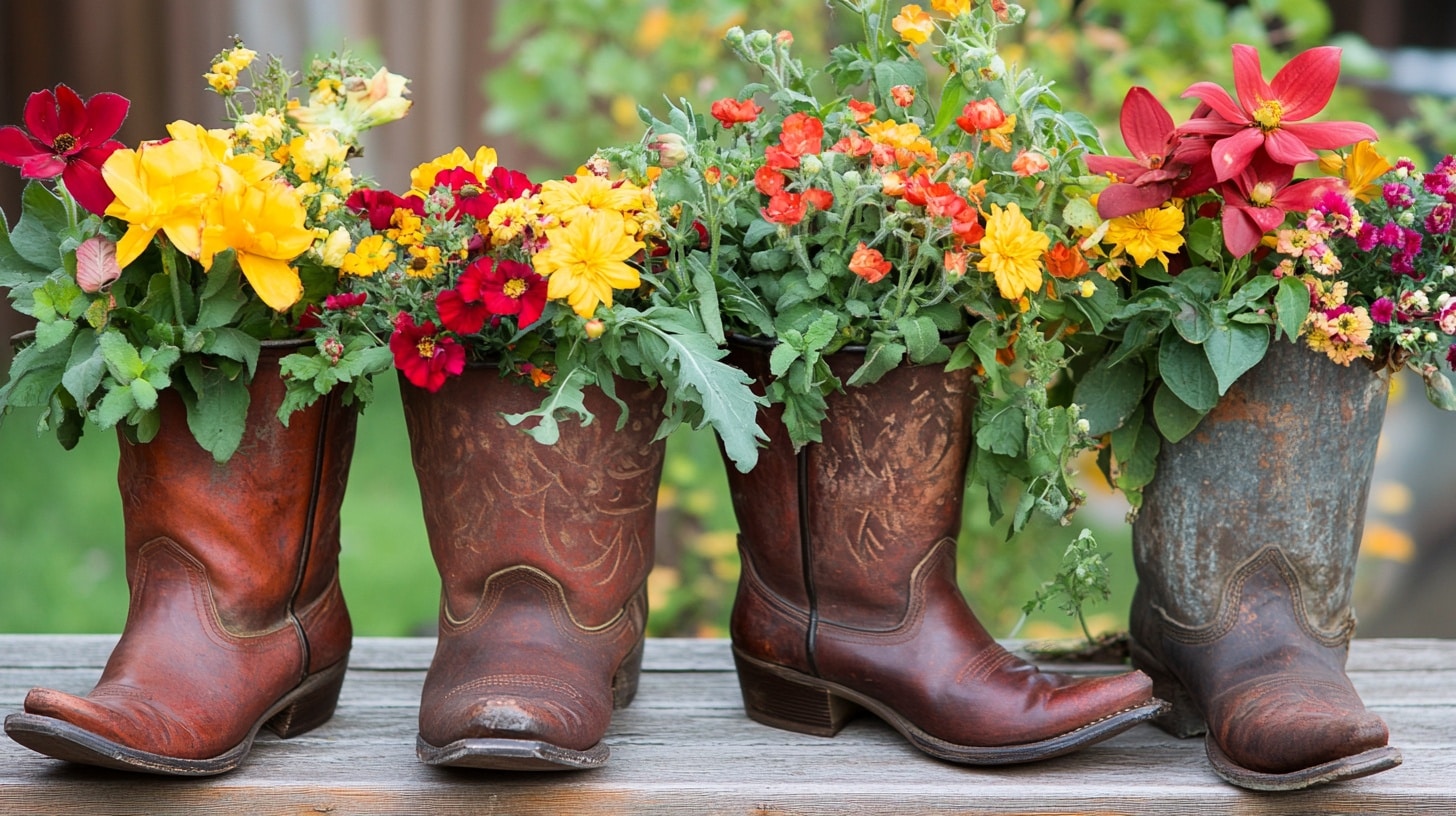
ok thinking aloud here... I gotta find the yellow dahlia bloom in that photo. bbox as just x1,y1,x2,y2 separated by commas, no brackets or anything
102,138,219,266
977,202,1049,301
534,209,644,318
341,234,397,277
1105,203,1185,269
538,175,646,224
200,170,315,311
409,146,498,196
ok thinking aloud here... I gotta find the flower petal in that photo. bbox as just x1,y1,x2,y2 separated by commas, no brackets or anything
1096,181,1176,219
1268,46,1342,120
0,126,51,168
1280,119,1380,151
1210,127,1266,182
1274,177,1346,213
1221,205,1265,258
22,88,60,144
52,85,88,147
61,157,117,215
1230,44,1274,113
1085,154,1151,181
236,253,303,312
1181,81,1246,125
1120,87,1177,164
78,92,131,148
1262,127,1319,166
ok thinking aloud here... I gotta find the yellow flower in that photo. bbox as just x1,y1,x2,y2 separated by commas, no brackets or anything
1304,307,1373,366
533,209,644,317
286,130,347,182
387,208,427,247
1319,141,1391,202
102,138,219,267
932,0,972,15
320,227,352,267
538,175,646,224
1105,203,1186,269
862,119,936,161
166,120,279,184
341,234,397,277
205,61,238,93
405,243,443,278
235,110,286,145
983,114,1018,152
200,170,316,311
487,197,533,244
409,146,497,196
977,202,1049,300
892,5,935,46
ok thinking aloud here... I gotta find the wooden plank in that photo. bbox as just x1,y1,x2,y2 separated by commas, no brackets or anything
0,636,1452,815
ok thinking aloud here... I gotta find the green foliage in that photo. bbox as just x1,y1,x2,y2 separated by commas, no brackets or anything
1020,528,1113,645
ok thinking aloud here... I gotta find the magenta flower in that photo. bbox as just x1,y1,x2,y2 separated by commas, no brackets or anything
1179,44,1378,182
1370,297,1395,325
0,85,130,215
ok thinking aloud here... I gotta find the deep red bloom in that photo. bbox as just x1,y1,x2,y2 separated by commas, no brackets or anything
1088,88,1221,218
1179,44,1378,182
294,303,323,331
479,258,548,326
486,165,536,201
390,312,466,392
1218,153,1345,257
346,188,424,230
710,97,763,128
324,292,368,310
0,84,129,215
762,192,807,225
433,167,497,221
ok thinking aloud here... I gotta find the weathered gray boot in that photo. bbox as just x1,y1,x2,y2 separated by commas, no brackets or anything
1130,339,1402,791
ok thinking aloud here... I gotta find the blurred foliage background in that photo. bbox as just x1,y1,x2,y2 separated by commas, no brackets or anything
2,0,1453,641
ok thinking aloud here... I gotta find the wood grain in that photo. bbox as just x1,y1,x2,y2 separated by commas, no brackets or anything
1,636,1452,815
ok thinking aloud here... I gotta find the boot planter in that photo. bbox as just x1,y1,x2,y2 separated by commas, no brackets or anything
402,367,665,771
1131,339,1402,791
723,340,1163,765
4,342,359,776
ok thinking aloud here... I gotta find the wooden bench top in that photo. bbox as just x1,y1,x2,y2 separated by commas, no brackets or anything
1,635,1452,814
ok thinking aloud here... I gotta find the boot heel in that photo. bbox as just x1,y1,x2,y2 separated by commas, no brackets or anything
733,650,860,737
1129,639,1205,738
267,660,348,739
612,636,646,710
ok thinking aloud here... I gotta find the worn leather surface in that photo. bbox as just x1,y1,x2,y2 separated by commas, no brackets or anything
1132,339,1392,774
404,370,664,752
20,345,357,760
727,346,1154,748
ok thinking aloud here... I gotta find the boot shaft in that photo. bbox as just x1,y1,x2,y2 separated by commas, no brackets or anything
117,343,358,634
725,344,975,629
401,370,665,627
1132,339,1389,630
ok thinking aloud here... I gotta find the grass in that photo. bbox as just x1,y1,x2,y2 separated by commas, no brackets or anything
0,383,1134,640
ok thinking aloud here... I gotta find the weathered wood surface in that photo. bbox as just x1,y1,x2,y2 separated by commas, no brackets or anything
0,635,1452,815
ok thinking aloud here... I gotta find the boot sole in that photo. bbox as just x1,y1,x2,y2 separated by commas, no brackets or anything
2,659,348,776
1206,735,1403,791
734,648,1165,765
416,735,609,770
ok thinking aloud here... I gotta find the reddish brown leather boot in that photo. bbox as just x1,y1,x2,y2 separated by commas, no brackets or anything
4,343,358,775
725,344,1163,764
1131,340,1402,790
402,370,665,770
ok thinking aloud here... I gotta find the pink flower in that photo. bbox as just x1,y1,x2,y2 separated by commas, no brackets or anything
1370,297,1395,325
0,85,130,215
1087,88,1219,218
1217,154,1345,258
1179,44,1378,182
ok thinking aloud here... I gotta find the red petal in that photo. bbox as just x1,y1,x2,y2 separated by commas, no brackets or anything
19,153,67,179
1085,154,1148,181
1221,205,1264,258
1210,128,1266,182
22,88,60,144
1268,46,1342,120
62,158,116,215
0,126,51,167
1275,177,1346,213
1280,120,1380,151
78,92,130,148
1120,87,1176,163
1261,127,1319,166
1180,82,1246,127
1230,44,1274,114
1097,182,1176,219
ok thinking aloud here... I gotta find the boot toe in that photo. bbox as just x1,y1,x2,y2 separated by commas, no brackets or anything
21,686,205,759
1217,689,1390,774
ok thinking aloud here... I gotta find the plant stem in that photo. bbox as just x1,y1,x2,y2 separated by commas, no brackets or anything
160,240,186,325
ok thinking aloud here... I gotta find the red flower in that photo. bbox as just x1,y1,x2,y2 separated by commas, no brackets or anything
802,188,834,211
433,167,497,221
324,292,368,310
1089,88,1222,218
762,192,807,225
1218,153,1345,257
955,98,1006,133
755,166,787,196
479,258,548,327
1179,44,1378,182
848,99,877,124
485,165,537,201
849,242,891,284
778,113,824,157
0,85,129,215
390,312,466,392
764,144,800,170
346,188,424,230
710,97,763,128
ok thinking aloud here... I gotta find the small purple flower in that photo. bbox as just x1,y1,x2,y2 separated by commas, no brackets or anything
1429,203,1456,235
1383,182,1415,209
1370,297,1395,325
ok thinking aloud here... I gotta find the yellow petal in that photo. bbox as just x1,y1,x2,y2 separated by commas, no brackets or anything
236,253,303,311
113,224,159,269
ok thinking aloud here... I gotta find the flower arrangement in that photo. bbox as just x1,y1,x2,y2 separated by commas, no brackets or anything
280,145,767,471
1071,43,1456,508
608,0,1112,529
0,43,410,461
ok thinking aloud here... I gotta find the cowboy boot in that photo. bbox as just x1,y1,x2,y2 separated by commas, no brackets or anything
402,370,665,770
1131,339,1402,790
4,342,358,775
725,343,1163,764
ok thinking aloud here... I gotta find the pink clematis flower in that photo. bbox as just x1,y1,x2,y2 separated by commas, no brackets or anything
0,85,130,215
1179,44,1378,182
1218,153,1346,258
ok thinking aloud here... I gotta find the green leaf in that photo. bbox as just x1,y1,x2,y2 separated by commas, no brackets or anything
9,181,70,269
1203,322,1269,395
130,377,159,411
1274,275,1311,341
99,331,145,384
1226,275,1279,313
202,328,262,376
689,259,724,344
896,315,941,364
33,317,76,350
645,325,767,472
769,342,800,377
743,218,779,248
1152,383,1207,443
0,204,51,286
1110,411,1161,496
183,362,252,462
1186,217,1222,264
61,331,105,405
977,404,1026,457
800,311,840,353
0,339,69,409
1170,296,1214,344
1158,333,1219,411
195,254,247,330
1073,356,1146,436
502,366,594,446
92,383,137,429
845,340,905,388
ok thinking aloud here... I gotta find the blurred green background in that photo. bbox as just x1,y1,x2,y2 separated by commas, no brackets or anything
3,0,1453,640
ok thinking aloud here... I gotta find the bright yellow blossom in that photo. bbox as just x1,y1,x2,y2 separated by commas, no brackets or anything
977,202,1049,300
235,110,286,145
932,0,972,15
538,175,646,224
533,210,644,317
200,170,315,311
320,227,352,267
1105,203,1185,269
892,5,935,46
405,243,444,278
102,138,218,266
286,130,348,182
340,234,397,277
863,119,937,161
224,46,257,72
1319,140,1391,202
409,146,497,196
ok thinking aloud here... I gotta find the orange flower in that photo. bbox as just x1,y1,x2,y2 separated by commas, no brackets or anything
1012,150,1050,177
779,112,825,157
881,171,907,197
703,166,722,185
944,250,969,277
803,188,834,211
848,98,877,124
891,85,916,107
849,242,891,283
1044,242,1091,279
892,5,935,46
710,97,763,128
955,98,1006,133
755,166,787,196
830,132,874,157
762,191,807,225
983,114,1018,152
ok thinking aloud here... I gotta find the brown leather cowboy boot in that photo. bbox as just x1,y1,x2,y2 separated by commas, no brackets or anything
4,343,358,775
1131,340,1402,790
725,344,1163,764
402,370,664,770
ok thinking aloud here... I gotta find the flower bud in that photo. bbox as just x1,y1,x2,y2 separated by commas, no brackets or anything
584,318,606,340
799,153,822,176
1076,418,1091,434
1079,280,1097,298
650,132,690,168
